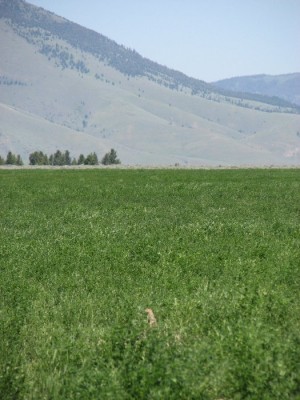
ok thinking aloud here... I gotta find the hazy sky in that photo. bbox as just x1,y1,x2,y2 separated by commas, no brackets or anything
28,0,300,82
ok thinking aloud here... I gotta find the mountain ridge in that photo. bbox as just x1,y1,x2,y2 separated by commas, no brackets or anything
1,0,298,110
213,73,300,107
0,0,210,94
0,0,300,165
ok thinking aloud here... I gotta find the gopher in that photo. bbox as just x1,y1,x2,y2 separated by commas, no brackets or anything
145,308,157,327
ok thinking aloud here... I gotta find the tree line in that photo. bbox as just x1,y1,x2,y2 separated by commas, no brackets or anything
0,149,121,166
0,151,23,166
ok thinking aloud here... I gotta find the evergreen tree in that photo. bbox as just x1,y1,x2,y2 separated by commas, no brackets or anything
5,151,17,165
64,150,71,165
84,152,99,165
16,155,23,166
77,154,85,165
0,155,5,165
101,152,110,166
101,148,120,165
29,151,49,165
50,150,65,166
55,150,64,166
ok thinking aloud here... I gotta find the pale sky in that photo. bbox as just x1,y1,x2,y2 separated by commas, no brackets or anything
28,0,300,82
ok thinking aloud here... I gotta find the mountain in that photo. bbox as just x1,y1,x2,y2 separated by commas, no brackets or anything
1,0,300,166
213,73,300,107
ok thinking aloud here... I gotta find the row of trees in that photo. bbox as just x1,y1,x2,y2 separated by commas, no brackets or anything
0,149,121,166
0,75,27,86
29,149,120,166
0,151,23,165
29,150,96,166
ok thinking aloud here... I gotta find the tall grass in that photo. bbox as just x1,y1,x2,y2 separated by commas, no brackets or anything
1,169,299,399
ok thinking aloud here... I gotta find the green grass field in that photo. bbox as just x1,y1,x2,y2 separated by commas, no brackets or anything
1,169,299,399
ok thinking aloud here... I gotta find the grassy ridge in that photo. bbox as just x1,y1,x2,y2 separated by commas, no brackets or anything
1,169,299,399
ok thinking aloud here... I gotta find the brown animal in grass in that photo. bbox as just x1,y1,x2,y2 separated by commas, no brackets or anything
145,308,157,327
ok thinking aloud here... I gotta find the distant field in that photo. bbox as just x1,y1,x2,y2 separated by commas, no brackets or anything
1,169,299,399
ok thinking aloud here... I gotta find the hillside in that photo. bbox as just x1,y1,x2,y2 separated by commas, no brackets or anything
0,0,300,165
213,73,300,107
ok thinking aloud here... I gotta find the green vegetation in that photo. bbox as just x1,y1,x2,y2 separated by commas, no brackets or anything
1,169,299,399
1,151,23,166
40,44,89,74
49,150,72,166
101,148,121,165
28,149,120,166
83,152,99,166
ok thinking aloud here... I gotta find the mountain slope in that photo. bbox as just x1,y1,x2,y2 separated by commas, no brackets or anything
213,73,300,106
0,0,300,165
